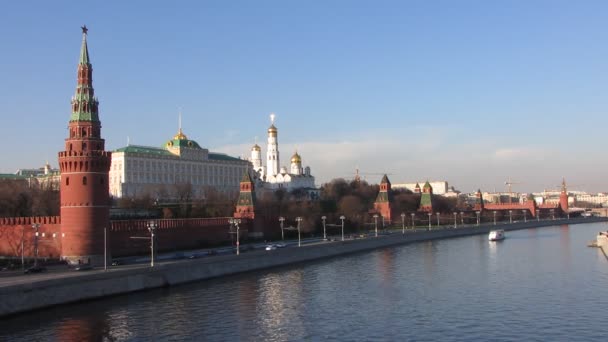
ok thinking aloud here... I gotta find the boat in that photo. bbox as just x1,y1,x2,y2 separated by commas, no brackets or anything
488,230,505,241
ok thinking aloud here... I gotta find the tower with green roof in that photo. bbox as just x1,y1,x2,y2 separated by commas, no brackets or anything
234,170,257,219
374,174,393,223
58,26,111,266
418,181,434,212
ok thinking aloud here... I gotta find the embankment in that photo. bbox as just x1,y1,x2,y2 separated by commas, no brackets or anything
1,217,604,317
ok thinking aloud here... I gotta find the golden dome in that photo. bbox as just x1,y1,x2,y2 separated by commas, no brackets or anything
251,144,261,151
291,151,301,164
173,128,188,140
268,124,277,134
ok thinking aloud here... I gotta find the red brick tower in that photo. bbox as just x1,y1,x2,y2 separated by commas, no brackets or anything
234,170,256,219
559,178,569,213
58,26,111,265
374,175,393,223
418,181,434,212
474,189,484,211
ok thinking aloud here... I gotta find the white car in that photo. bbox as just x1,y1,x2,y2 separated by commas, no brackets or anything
265,245,277,251
275,243,287,248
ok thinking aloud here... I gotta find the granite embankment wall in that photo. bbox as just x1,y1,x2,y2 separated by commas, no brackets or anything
1,217,605,317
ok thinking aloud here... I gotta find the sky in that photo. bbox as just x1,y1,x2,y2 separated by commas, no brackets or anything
1,0,607,193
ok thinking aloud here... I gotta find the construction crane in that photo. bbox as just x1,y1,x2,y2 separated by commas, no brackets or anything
505,178,522,204
353,168,392,183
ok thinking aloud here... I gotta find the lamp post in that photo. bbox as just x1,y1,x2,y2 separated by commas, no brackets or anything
21,226,25,270
321,216,327,240
381,216,385,230
147,220,157,267
427,212,432,230
295,217,302,247
537,211,540,221
229,218,241,254
31,224,40,267
373,214,379,237
460,211,464,225
401,213,406,234
476,211,481,226
522,210,527,223
339,215,345,241
453,212,458,228
411,213,415,230
279,216,285,240
493,211,497,225
436,212,440,227
551,209,555,220
104,227,107,271
509,210,513,224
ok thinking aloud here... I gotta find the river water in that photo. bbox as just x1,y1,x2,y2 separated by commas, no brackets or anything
2,222,607,341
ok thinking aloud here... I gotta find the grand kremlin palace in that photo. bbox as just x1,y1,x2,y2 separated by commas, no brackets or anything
109,128,250,199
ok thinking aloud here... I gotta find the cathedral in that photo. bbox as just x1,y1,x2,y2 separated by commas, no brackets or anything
249,114,317,196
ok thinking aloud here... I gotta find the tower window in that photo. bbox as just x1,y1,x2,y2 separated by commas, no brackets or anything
83,176,87,185
66,177,70,186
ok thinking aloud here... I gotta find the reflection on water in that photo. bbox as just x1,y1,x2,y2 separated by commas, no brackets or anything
2,223,608,341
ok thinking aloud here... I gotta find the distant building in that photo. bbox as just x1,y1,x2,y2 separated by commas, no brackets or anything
0,162,60,190
109,128,250,199
393,181,453,196
248,114,318,198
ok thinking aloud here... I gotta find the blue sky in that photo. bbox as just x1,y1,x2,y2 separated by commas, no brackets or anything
1,1,607,193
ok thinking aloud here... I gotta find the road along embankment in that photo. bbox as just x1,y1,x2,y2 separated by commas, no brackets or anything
1,217,605,317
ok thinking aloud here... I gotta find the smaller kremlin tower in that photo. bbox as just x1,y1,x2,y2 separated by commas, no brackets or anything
234,170,257,219
58,26,111,265
374,175,393,223
559,178,569,213
418,181,434,212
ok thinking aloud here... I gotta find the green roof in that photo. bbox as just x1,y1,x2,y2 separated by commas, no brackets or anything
420,192,433,208
209,153,242,162
166,138,202,149
114,145,173,156
0,174,28,180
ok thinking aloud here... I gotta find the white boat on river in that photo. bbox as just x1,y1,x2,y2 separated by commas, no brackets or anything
488,230,505,241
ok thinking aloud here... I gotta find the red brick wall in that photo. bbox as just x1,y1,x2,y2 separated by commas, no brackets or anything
0,217,62,259
0,216,254,259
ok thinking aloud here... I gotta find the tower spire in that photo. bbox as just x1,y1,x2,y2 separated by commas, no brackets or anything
71,25,98,122
79,25,90,66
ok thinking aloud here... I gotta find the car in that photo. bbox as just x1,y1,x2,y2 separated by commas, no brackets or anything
111,260,123,266
74,264,93,271
275,243,287,248
265,245,277,251
24,265,47,274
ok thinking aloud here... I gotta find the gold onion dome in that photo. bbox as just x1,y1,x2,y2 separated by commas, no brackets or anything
268,124,277,134
252,144,261,151
173,128,188,140
291,151,302,163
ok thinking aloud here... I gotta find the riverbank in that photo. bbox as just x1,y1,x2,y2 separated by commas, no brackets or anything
1,217,605,317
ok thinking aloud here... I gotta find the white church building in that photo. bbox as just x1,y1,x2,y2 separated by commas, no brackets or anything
249,114,317,195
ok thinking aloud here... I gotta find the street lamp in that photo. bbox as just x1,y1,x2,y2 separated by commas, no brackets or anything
147,220,157,267
104,227,107,271
411,213,415,230
509,210,513,224
339,215,345,241
427,212,432,230
493,211,497,225
453,212,458,228
229,218,242,254
522,210,527,223
295,217,303,247
551,209,555,220
321,216,327,241
373,214,379,237
460,211,464,225
279,216,285,240
476,211,481,226
31,224,40,267
537,211,540,221
401,213,406,234
436,212,440,227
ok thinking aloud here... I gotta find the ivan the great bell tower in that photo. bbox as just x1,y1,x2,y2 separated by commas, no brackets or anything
58,26,111,265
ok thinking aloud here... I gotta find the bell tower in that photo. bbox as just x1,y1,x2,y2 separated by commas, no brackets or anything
58,26,111,265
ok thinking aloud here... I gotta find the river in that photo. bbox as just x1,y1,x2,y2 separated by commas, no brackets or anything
1,222,607,341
